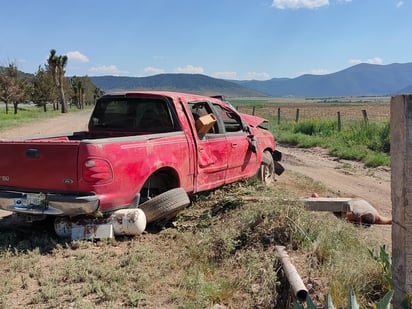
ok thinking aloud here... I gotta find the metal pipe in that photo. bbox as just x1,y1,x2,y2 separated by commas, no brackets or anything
275,245,308,302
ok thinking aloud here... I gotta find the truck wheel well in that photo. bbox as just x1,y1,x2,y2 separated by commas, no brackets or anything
140,168,179,202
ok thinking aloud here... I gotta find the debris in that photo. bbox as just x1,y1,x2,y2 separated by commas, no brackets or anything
275,245,308,302
302,196,392,225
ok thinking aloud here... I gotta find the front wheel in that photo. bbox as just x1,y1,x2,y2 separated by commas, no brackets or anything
257,151,275,185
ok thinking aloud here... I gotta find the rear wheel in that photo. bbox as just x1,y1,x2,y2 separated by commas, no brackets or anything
257,151,275,185
139,188,190,223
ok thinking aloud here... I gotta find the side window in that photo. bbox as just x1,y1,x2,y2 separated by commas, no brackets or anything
189,102,220,135
213,104,243,133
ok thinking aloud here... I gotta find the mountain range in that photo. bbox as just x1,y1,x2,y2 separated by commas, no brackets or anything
89,62,412,97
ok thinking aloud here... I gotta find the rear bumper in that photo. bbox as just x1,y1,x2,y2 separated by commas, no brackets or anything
0,191,99,216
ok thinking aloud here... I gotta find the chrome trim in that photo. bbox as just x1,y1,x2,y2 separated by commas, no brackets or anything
0,191,99,216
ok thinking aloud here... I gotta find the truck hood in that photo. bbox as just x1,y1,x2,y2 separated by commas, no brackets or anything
240,113,267,128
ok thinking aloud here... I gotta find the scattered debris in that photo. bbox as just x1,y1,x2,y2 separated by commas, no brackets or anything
302,196,392,225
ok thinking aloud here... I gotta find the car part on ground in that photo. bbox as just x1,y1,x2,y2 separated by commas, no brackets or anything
54,208,147,239
139,187,191,223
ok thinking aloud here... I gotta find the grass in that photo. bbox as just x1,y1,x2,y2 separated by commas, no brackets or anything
269,117,390,167
0,178,391,308
0,104,92,131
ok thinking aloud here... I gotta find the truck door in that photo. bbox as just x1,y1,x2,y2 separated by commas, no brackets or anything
212,103,257,183
189,102,229,191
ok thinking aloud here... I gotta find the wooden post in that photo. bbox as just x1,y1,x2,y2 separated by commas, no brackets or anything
362,109,368,124
391,95,412,306
337,111,341,131
295,108,300,123
277,107,281,125
252,106,256,116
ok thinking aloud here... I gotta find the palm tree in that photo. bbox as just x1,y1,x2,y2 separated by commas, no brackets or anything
48,49,68,113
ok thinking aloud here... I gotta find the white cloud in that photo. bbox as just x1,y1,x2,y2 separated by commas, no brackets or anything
396,1,404,8
272,0,329,9
174,64,204,74
88,65,128,76
244,72,271,80
348,57,383,65
66,51,89,63
212,71,238,80
144,66,165,75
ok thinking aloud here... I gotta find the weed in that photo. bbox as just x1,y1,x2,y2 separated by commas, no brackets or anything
274,117,390,167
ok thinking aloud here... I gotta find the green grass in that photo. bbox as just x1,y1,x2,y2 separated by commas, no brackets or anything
271,117,390,167
0,104,91,131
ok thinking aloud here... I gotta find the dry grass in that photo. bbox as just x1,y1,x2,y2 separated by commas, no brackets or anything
0,176,390,308
234,96,390,122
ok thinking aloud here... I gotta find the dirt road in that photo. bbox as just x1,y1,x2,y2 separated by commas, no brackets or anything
277,145,391,248
0,110,392,247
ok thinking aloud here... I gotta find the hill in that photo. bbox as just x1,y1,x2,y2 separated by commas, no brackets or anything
235,63,412,97
90,63,412,97
90,74,267,98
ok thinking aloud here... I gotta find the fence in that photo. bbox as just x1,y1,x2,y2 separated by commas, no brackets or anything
237,103,390,125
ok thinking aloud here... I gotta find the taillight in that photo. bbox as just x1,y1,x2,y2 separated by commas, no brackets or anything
83,158,113,183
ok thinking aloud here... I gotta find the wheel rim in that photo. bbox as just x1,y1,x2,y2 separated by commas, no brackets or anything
261,164,274,185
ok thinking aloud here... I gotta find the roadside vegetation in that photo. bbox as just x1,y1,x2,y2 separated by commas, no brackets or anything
0,172,391,308
272,118,390,167
233,98,391,168
0,49,102,116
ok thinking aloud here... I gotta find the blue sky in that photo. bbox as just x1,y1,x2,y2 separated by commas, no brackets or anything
0,0,410,80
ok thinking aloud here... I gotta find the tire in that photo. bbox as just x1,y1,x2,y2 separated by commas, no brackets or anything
138,188,190,223
257,151,275,185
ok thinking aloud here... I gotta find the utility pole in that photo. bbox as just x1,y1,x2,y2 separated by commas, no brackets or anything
391,95,412,306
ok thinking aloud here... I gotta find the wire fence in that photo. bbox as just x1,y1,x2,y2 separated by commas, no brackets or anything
237,103,390,123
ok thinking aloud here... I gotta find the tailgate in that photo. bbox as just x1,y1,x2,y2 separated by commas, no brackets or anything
0,141,80,192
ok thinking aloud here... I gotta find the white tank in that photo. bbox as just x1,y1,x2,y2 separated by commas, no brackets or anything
54,208,146,239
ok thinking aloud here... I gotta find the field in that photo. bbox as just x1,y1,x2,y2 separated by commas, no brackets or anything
233,96,390,122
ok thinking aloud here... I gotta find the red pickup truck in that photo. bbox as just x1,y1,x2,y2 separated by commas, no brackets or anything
0,91,283,236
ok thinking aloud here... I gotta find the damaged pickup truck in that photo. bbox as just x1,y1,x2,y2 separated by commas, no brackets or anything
0,91,283,238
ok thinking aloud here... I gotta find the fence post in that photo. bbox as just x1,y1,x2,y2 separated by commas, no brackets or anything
277,107,281,125
391,95,412,306
295,108,300,123
252,106,256,116
362,109,368,124
337,111,341,131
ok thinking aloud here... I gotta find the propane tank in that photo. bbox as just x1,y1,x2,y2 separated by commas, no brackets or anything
109,208,146,236
54,208,146,239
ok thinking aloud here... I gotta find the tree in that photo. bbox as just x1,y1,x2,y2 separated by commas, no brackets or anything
48,49,68,113
0,63,26,114
32,65,56,112
70,76,84,109
93,87,104,105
